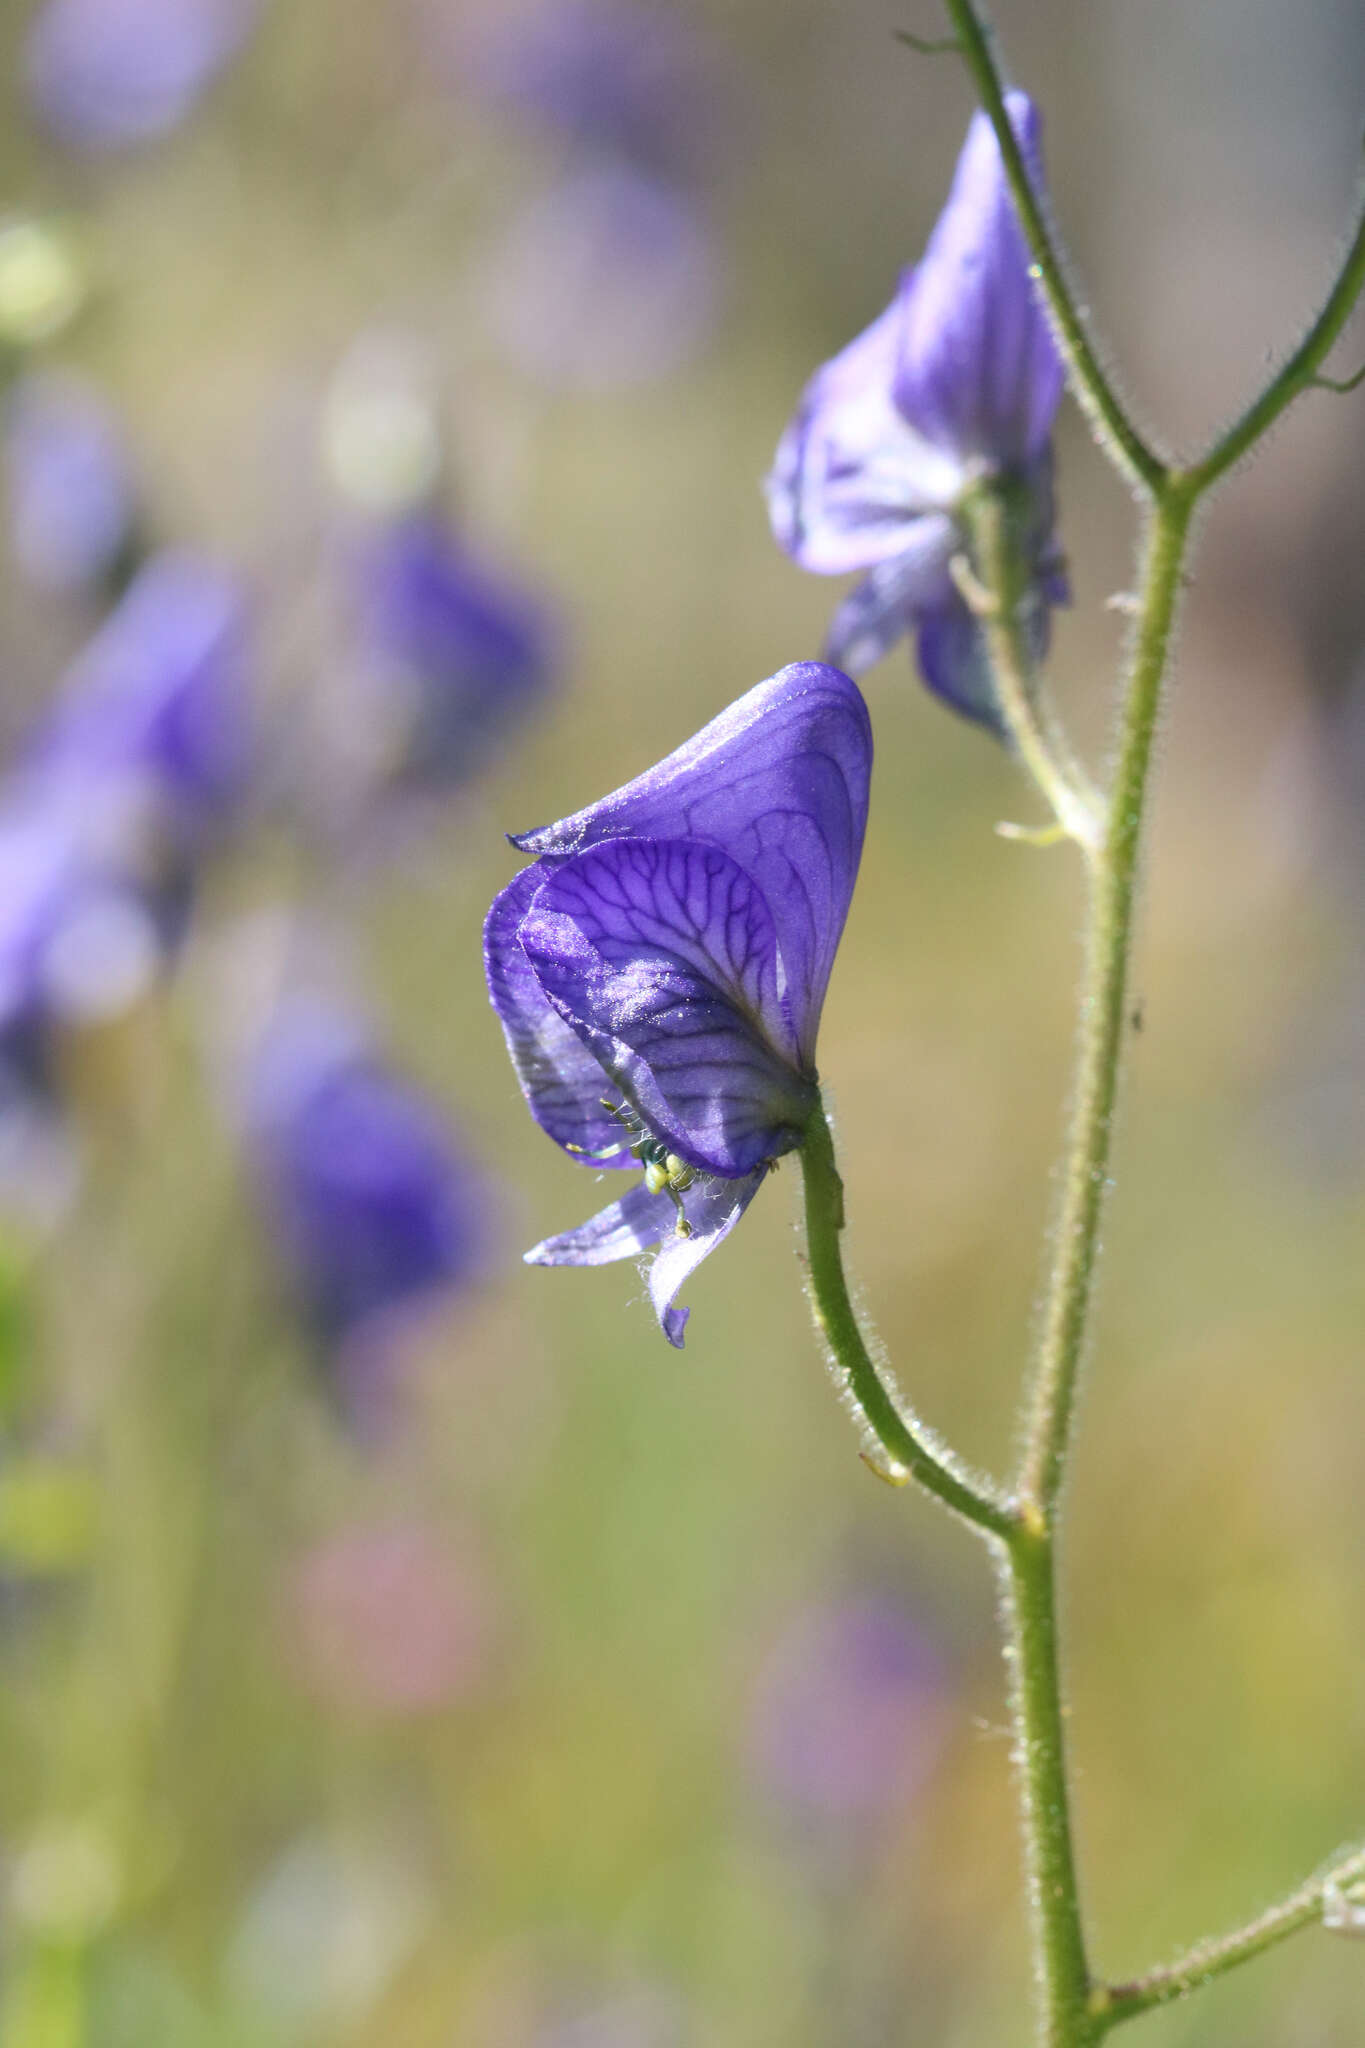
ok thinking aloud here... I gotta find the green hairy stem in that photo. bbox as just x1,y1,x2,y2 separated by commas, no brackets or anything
796,6,1365,2043
798,1099,1013,1541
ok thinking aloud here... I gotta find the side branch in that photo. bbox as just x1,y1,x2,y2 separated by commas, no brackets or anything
1180,194,1365,494
1312,360,1365,395
798,1098,1015,1540
1098,1842,1365,2028
939,0,1167,496
894,28,961,55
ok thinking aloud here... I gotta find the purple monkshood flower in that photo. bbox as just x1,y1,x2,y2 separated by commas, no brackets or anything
25,0,258,153
4,373,135,598
30,551,252,847
747,1594,951,1825
766,92,1068,732
485,661,870,1346
348,512,554,799
244,1000,487,1425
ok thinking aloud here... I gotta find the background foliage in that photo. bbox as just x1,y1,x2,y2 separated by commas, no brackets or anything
0,1,1363,2042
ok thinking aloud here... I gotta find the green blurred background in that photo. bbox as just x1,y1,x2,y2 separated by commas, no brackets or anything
1,0,1364,2042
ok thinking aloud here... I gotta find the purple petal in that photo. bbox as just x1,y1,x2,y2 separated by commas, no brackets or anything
527,1166,767,1348
911,450,1065,728
893,93,1064,466
525,1179,675,1266
914,594,997,729
822,514,957,675
519,837,812,1177
766,287,964,575
484,865,635,1166
647,1167,766,1346
509,662,871,1061
914,577,1055,732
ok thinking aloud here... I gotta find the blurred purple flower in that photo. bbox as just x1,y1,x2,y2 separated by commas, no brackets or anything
0,787,170,1225
31,551,253,848
243,1000,488,1422
0,547,250,1228
25,0,258,153
0,788,183,1040
345,511,554,801
464,0,721,185
766,93,1067,730
747,1594,951,1824
286,1518,489,1716
483,162,720,392
0,551,251,1058
485,661,870,1345
3,373,135,598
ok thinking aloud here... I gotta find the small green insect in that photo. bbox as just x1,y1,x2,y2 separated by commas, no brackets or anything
598,1097,697,1237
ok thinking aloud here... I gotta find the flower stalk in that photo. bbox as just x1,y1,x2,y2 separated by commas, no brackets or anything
791,11,1365,2046
1017,486,1192,1516
798,1095,1014,1540
985,489,1195,2048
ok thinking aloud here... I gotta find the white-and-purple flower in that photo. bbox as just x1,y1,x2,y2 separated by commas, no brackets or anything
766,92,1067,730
485,660,871,1346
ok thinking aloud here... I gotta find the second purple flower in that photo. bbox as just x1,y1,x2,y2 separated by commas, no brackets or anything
766,92,1068,732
